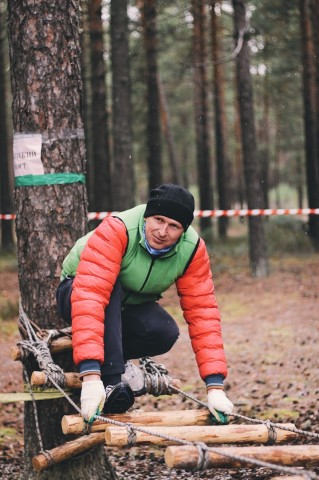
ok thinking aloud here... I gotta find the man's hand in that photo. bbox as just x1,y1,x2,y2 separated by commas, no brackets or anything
80,379,106,422
207,389,234,415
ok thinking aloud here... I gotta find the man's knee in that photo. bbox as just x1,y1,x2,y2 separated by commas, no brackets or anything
122,302,180,356
151,320,179,352
144,308,180,353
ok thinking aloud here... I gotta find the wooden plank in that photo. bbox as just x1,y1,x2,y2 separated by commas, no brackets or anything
105,423,297,447
164,445,319,469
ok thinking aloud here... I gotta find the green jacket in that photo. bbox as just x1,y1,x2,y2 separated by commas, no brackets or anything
61,204,199,305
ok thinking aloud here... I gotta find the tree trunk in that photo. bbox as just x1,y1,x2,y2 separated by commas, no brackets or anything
192,0,213,236
300,0,319,248
111,0,135,209
7,1,113,477
273,110,282,208
259,75,270,210
210,1,230,238
0,1,14,251
88,0,113,213
157,73,181,185
141,0,162,190
233,82,244,208
232,0,268,277
80,0,94,208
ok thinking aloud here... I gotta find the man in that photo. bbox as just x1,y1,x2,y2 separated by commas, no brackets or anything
57,184,234,422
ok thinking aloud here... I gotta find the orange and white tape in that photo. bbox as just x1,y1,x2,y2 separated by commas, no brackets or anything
2,208,319,221
0,214,16,220
87,208,319,221
194,208,319,218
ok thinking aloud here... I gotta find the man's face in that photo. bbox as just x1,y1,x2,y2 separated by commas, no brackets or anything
144,215,184,249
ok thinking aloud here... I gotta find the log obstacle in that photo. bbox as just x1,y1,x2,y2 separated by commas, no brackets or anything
164,444,319,470
31,370,182,391
62,409,213,435
104,423,297,447
34,410,213,471
34,405,315,474
11,336,72,361
31,371,82,389
32,432,105,472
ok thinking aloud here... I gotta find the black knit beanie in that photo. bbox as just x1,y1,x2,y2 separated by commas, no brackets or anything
144,184,195,231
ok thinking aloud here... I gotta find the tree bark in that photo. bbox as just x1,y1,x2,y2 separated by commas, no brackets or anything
157,73,181,185
111,0,135,209
210,1,231,237
232,0,269,277
0,2,14,250
88,0,112,213
141,0,162,190
233,81,244,208
259,75,270,210
192,0,213,236
7,0,113,477
300,0,319,248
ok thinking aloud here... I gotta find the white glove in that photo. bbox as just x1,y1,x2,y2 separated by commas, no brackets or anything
80,380,106,421
207,389,234,415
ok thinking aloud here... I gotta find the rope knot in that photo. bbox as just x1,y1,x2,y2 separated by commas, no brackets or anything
139,357,174,396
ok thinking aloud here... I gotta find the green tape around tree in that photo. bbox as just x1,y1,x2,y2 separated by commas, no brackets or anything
14,173,86,187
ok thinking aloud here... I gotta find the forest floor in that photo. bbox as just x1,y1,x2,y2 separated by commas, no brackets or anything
1,222,319,479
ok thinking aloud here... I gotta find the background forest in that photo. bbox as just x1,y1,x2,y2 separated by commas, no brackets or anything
1,1,319,479
1,0,319,260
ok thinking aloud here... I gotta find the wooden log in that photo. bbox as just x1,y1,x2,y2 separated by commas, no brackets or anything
31,371,81,389
62,410,213,435
104,423,297,447
12,336,72,361
32,370,181,391
32,432,105,471
271,477,307,480
164,444,319,470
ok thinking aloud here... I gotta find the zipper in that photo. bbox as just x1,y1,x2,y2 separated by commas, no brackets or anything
122,249,177,303
138,249,177,292
139,257,156,292
122,257,156,304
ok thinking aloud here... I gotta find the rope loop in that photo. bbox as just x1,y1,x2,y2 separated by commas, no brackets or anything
265,419,277,444
126,424,137,447
195,442,209,471
18,303,66,388
40,449,55,468
45,327,71,344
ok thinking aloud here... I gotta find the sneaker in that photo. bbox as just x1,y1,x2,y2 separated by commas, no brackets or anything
121,361,146,397
103,382,134,414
